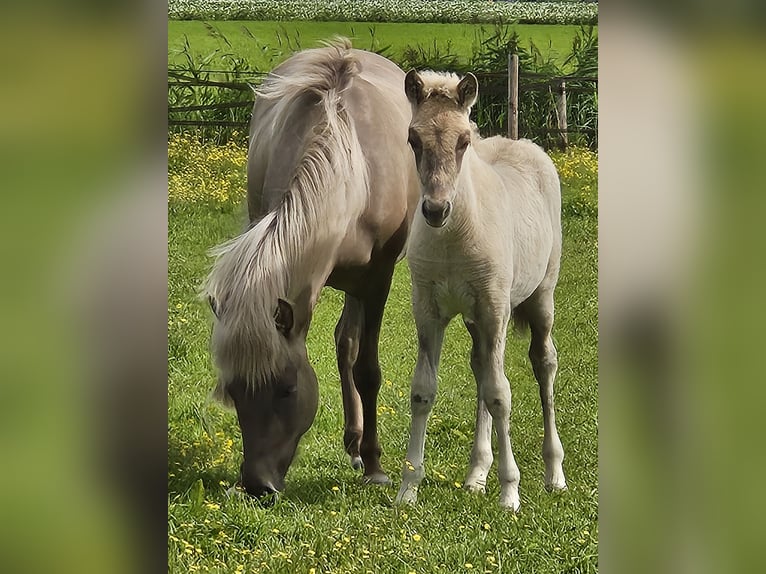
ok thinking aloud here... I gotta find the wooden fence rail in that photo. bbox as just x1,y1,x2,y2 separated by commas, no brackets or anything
168,58,597,147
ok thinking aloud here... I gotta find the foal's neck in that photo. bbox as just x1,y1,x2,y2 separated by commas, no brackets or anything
447,151,481,237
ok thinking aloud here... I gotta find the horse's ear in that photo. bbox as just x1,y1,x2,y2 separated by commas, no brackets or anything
405,69,424,105
274,298,294,337
457,73,478,110
208,296,220,319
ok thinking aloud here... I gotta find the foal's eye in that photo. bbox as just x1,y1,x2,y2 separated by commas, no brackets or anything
456,138,470,153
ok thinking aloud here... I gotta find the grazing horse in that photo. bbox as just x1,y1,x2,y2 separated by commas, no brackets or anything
394,70,567,510
203,41,419,498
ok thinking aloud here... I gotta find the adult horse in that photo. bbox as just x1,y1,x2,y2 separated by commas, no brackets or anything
203,41,419,497
395,70,567,510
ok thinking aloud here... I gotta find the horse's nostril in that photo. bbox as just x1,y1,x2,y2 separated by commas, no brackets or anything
422,199,451,227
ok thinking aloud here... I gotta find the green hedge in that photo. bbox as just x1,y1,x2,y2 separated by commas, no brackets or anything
168,0,598,25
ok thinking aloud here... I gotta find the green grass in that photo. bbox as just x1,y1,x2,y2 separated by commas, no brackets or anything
168,141,597,572
168,21,589,71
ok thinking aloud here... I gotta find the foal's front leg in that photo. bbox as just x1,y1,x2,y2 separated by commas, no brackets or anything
395,297,447,505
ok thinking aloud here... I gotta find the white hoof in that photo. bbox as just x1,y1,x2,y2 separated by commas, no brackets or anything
350,456,363,471
499,489,521,512
545,469,567,492
464,482,486,495
395,484,418,505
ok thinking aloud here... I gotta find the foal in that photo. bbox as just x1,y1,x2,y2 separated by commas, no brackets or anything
395,70,567,510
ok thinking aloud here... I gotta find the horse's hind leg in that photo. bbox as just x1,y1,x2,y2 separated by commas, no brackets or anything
335,295,364,470
523,290,567,491
475,307,522,511
353,267,396,484
463,319,494,494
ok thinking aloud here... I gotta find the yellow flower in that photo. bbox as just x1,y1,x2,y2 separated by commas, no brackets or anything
412,533,422,542
483,522,490,531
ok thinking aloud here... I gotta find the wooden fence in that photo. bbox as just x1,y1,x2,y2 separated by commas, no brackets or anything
168,58,597,148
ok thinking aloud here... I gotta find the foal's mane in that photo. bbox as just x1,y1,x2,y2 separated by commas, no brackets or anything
202,39,368,392
415,71,464,105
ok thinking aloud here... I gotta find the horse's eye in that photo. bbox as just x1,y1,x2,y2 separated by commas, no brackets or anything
275,385,297,400
408,131,421,151
456,138,470,152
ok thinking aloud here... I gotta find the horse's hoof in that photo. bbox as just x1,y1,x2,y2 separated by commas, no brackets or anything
545,481,568,493
545,473,568,492
395,485,418,505
350,456,363,471
363,472,391,485
499,494,521,512
464,482,486,495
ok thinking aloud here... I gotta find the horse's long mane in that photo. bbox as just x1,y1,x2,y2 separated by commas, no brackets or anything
202,39,368,393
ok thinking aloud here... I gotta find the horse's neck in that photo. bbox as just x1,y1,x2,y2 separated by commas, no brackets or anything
449,152,482,236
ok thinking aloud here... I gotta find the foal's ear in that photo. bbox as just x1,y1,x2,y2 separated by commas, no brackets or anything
274,298,294,337
457,73,478,110
404,69,425,105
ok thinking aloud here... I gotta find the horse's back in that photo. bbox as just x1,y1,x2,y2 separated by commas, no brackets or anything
471,136,562,299
246,43,418,291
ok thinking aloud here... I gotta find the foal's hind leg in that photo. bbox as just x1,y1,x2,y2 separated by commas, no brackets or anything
335,295,364,470
463,319,494,494
523,291,567,491
473,303,521,510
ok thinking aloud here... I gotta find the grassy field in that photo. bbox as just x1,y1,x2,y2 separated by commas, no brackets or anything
168,135,598,573
168,21,588,71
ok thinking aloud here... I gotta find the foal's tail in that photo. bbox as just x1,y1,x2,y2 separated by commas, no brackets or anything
201,39,367,392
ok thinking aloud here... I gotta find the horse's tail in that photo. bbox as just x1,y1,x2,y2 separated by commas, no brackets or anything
511,307,530,336
201,39,367,397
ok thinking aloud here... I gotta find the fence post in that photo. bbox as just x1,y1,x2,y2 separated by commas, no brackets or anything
555,79,568,150
507,53,518,140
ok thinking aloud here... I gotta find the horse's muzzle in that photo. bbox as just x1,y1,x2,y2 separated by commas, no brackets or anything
422,199,452,228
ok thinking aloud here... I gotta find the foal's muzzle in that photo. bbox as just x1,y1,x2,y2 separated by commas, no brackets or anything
422,198,452,228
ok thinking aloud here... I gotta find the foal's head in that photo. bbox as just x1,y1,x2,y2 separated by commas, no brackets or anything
404,70,478,228
209,290,319,501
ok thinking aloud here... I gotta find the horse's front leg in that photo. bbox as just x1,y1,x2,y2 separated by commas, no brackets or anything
353,267,395,484
395,288,448,505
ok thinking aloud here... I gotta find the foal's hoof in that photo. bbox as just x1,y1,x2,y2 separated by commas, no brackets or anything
394,485,418,505
349,456,363,471
362,472,391,486
545,471,568,492
545,481,568,493
464,482,487,495
499,494,521,512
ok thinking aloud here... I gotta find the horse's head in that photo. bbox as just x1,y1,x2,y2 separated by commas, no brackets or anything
209,291,318,501
404,69,478,228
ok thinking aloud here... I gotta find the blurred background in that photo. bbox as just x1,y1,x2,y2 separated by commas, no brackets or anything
0,0,764,572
